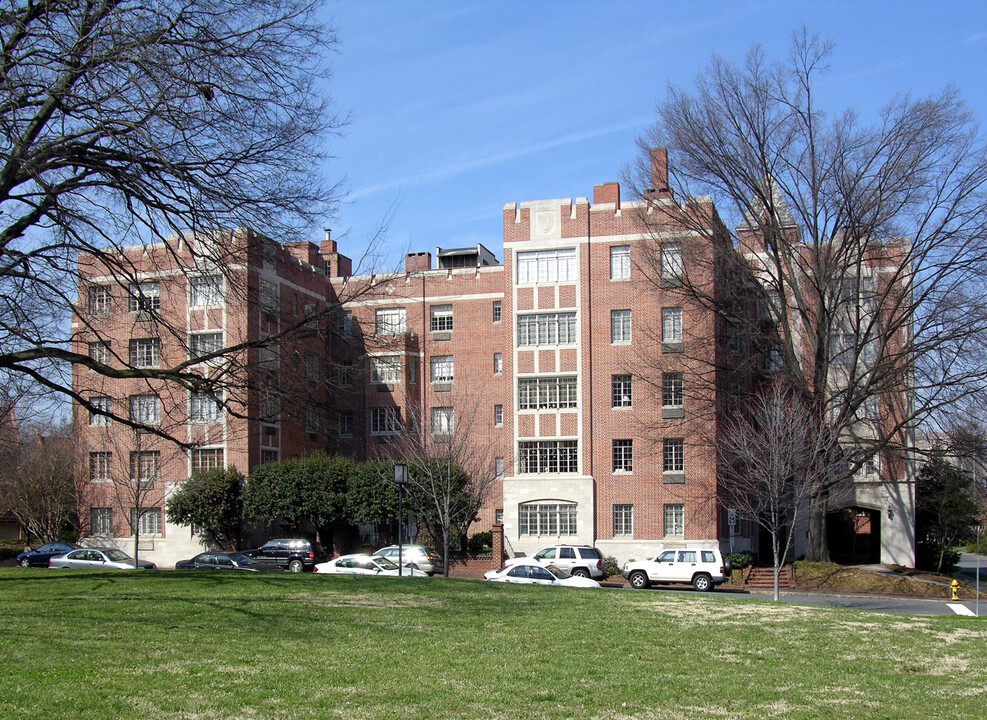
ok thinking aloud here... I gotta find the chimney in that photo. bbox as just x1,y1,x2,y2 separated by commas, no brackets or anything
406,252,432,273
648,147,673,199
592,182,620,209
320,229,352,278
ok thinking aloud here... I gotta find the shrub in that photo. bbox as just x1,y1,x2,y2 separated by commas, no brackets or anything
467,531,492,555
725,551,755,570
603,556,621,576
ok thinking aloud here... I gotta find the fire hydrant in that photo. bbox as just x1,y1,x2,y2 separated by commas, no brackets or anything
950,579,960,601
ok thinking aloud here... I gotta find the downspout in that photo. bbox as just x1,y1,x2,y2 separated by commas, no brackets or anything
585,201,596,537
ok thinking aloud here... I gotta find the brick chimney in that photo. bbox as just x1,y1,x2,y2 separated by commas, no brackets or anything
648,147,673,199
320,229,352,278
593,182,620,209
406,252,431,273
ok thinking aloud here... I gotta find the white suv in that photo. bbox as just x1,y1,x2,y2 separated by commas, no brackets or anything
506,545,607,580
622,548,731,592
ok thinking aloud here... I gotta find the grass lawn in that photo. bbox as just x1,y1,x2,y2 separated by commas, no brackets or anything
1,569,985,719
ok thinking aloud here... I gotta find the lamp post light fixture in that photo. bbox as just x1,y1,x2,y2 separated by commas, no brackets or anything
393,463,408,577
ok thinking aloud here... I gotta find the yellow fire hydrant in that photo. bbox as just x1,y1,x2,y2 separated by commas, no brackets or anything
950,579,960,601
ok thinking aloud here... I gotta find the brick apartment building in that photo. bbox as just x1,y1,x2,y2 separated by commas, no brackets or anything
72,150,915,568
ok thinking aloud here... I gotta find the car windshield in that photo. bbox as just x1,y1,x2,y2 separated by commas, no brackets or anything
229,554,254,565
105,550,132,562
373,557,398,570
545,566,571,579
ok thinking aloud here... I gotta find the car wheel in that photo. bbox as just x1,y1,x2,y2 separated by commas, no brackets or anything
571,568,590,578
723,556,733,577
288,559,304,573
693,573,712,592
629,571,649,590
19,557,30,568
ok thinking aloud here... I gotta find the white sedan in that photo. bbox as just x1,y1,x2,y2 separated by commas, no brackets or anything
313,554,428,577
484,562,600,588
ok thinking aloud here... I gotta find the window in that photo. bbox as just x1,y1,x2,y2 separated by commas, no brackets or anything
257,343,279,370
663,438,684,473
430,304,453,332
260,449,279,465
610,246,630,280
130,451,160,489
375,307,406,335
664,504,684,537
662,373,684,408
89,341,111,366
91,508,113,537
128,282,160,313
612,439,633,472
518,440,578,474
336,310,353,335
129,338,160,368
338,413,354,438
495,509,504,525
516,313,577,347
495,457,504,478
259,386,281,424
190,332,223,360
305,406,320,434
88,286,112,316
612,375,632,408
370,407,400,435
407,356,418,384
660,242,682,284
493,353,503,375
89,396,112,426
729,331,741,355
191,448,224,473
518,376,578,410
431,407,454,436
131,507,162,536
371,356,401,384
662,307,683,343
128,395,160,425
305,353,320,382
189,391,223,422
611,310,631,344
613,504,633,537
829,333,855,367
493,301,502,323
517,248,577,284
189,275,223,307
430,355,454,383
259,281,279,320
337,362,352,388
89,452,111,482
518,502,577,536
494,405,503,426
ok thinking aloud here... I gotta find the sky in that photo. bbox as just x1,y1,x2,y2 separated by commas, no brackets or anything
321,1,987,270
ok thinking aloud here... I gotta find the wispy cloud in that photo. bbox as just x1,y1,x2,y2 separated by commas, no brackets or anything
966,32,987,43
350,119,647,200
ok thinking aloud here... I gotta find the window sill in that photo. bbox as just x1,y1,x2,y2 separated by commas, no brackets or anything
662,407,685,419
431,331,452,341
662,472,685,484
661,342,684,353
432,382,452,392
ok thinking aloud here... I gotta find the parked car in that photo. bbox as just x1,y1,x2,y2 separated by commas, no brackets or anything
242,538,317,572
175,552,276,572
504,545,606,579
622,548,732,591
373,545,444,575
16,542,80,568
49,548,156,570
484,563,601,588
313,554,428,577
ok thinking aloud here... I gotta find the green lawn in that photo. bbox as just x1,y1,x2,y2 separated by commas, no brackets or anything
1,569,985,719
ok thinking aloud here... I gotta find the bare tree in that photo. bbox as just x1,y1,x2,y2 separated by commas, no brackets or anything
719,384,840,600
630,29,987,562
0,0,348,431
381,396,500,577
0,423,77,544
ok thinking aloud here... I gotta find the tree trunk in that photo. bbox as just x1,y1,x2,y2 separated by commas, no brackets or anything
805,488,830,562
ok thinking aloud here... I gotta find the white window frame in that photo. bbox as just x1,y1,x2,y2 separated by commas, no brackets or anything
518,376,578,410
494,405,503,427
91,507,113,537
612,439,633,472
610,246,630,280
88,286,112,316
493,301,502,323
663,438,684,473
493,353,503,375
660,242,682,283
430,304,453,332
370,407,401,436
371,356,401,385
129,338,160,368
189,391,223,423
89,341,111,366
431,407,454,436
518,502,577,536
662,307,683,343
128,395,160,426
375,307,406,335
662,373,684,408
664,504,684,537
612,375,632,408
89,396,112,426
430,355,454,383
131,507,162,536
305,353,320,382
129,451,160,489
190,332,224,361
517,248,577,285
611,310,632,344
128,282,160,313
189,275,224,307
191,448,224,474
613,504,633,537
89,452,112,482
338,413,354,438
516,313,577,347
518,440,579,474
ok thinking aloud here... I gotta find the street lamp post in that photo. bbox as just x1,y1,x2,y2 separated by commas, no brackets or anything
393,463,408,577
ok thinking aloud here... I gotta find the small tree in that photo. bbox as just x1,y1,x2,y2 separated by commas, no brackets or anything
915,456,979,573
718,384,833,600
166,467,244,550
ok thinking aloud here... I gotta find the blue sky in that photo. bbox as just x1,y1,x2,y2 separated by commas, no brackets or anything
322,1,987,270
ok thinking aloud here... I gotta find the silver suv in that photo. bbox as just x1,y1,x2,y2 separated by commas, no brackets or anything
622,547,731,591
506,545,606,580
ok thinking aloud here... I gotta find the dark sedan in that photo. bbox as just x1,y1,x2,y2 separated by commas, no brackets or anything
175,552,276,572
16,542,81,568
